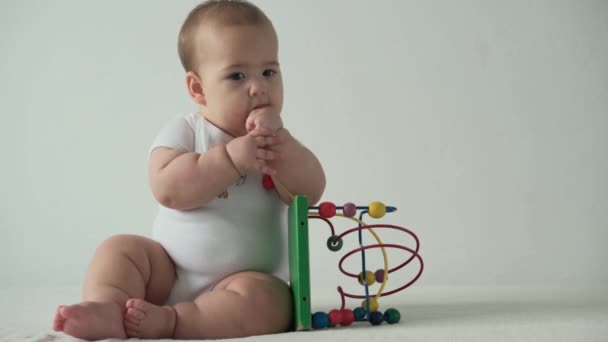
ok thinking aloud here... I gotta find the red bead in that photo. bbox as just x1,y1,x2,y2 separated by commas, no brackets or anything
328,309,342,326
262,174,274,190
319,202,336,218
340,309,355,326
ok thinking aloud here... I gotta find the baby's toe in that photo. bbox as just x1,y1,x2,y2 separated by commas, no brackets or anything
124,320,141,337
126,298,148,310
126,307,145,321
52,307,66,331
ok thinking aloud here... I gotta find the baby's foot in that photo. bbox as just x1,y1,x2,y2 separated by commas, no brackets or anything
124,298,176,339
52,302,126,340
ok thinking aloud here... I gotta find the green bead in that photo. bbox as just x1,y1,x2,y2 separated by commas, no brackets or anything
326,235,343,251
384,308,401,324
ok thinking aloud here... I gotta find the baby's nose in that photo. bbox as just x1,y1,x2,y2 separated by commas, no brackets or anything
249,79,267,96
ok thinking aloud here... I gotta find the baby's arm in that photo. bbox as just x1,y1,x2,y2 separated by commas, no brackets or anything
149,128,282,210
267,129,326,205
149,146,240,210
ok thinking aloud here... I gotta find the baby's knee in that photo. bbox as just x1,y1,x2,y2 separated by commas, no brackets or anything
228,274,293,334
96,234,142,255
94,234,158,274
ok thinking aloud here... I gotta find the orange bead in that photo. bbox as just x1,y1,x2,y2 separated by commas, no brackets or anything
358,271,376,286
361,297,379,312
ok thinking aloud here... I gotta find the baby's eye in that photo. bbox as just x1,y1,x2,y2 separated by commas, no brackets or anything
228,72,245,81
262,69,276,77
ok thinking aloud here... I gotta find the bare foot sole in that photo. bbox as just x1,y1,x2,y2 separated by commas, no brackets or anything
52,301,127,340
124,298,176,338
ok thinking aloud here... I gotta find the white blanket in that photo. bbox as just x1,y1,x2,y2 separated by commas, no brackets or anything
2,287,606,342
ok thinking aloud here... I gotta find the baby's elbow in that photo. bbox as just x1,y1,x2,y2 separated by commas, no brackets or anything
154,188,176,209
307,192,323,206
308,179,326,206
154,187,207,210
151,178,181,209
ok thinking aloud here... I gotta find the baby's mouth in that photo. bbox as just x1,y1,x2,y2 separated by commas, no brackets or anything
251,103,270,111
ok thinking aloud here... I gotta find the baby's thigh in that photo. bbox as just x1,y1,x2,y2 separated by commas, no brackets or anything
215,272,293,332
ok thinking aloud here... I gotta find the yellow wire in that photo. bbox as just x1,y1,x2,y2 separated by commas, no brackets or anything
273,176,388,301
271,175,295,201
335,214,389,301
308,211,389,301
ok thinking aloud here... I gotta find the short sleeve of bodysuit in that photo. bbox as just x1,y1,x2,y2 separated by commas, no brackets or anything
148,114,196,157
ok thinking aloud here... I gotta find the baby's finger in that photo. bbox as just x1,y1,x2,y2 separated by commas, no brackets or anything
256,148,276,161
249,127,276,137
255,136,271,146
259,163,277,175
254,135,283,147
254,160,276,175
261,165,277,175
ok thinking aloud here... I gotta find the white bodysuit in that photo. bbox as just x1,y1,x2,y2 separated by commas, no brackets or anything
149,112,287,304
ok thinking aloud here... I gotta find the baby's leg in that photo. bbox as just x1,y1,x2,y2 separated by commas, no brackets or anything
53,234,175,340
125,271,293,339
176,271,293,338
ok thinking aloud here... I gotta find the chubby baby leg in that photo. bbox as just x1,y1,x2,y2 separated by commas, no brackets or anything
125,271,293,339
52,234,175,340
176,271,293,338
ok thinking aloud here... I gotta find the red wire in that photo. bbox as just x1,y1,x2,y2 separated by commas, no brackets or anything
337,243,424,299
309,218,425,304
337,286,346,310
309,215,336,236
336,224,421,275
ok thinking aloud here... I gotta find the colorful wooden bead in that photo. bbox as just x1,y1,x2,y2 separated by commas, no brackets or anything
312,312,329,329
384,308,401,324
340,309,355,326
353,307,366,321
326,235,343,252
374,269,387,283
358,271,376,286
343,202,357,217
262,174,274,190
369,311,384,326
328,309,342,326
368,201,386,218
361,297,379,312
319,202,337,218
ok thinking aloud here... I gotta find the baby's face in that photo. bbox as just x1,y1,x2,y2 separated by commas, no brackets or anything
196,23,283,137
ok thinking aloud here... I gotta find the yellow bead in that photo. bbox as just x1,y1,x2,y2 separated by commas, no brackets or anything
358,271,376,286
361,297,379,312
368,202,386,219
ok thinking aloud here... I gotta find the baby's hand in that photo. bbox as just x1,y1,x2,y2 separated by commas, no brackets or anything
226,128,284,176
246,107,283,133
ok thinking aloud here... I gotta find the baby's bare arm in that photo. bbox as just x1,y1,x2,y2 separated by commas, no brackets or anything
268,129,326,205
148,146,239,210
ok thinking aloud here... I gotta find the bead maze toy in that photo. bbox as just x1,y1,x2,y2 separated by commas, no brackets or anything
263,175,424,331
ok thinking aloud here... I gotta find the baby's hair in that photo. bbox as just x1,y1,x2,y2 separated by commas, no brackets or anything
178,0,273,72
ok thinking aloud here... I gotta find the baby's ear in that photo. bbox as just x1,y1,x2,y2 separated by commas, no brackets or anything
186,71,206,105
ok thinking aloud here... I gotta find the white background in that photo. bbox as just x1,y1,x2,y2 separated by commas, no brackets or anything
1,0,606,298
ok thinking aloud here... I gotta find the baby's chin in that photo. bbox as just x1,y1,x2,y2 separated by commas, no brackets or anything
229,123,249,137
224,127,247,138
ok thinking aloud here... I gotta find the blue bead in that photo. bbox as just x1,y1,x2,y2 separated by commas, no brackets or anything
353,307,366,321
369,311,384,326
312,312,329,329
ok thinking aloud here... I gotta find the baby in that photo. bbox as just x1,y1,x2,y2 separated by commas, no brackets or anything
52,0,326,340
